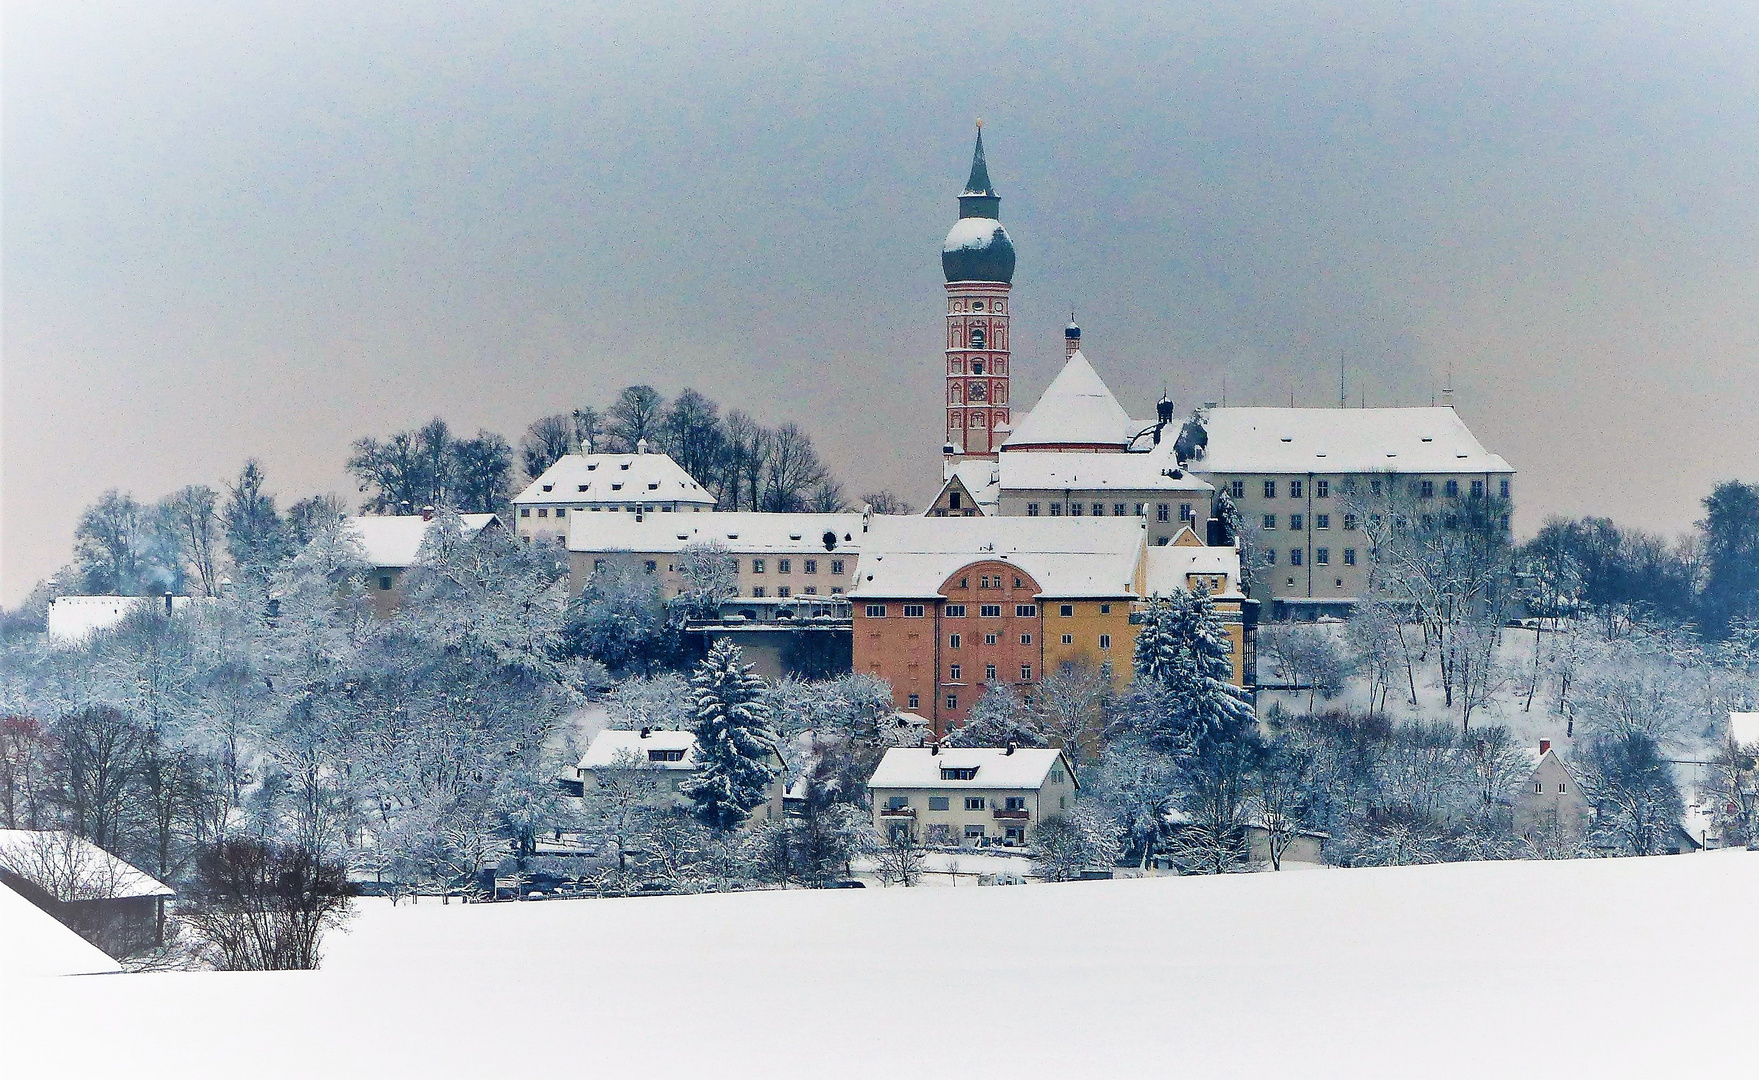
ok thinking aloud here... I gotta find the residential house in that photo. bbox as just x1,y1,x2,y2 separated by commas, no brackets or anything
514,445,715,541
867,745,1078,847
0,829,176,956
47,594,197,644
1513,741,1590,841
346,510,502,616
573,728,786,824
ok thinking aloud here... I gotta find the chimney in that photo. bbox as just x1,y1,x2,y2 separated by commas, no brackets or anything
421,505,435,522
931,743,940,756
640,727,651,739
636,437,648,455
1064,317,1081,361
1005,740,1017,755
1539,739,1551,756
164,592,174,615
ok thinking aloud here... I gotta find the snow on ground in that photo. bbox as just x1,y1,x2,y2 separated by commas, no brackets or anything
6,853,1759,1076
0,881,121,976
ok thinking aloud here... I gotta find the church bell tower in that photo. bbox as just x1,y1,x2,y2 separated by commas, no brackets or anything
941,123,1017,462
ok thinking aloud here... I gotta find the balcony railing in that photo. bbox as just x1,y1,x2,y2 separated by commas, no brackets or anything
879,806,916,818
992,808,1029,821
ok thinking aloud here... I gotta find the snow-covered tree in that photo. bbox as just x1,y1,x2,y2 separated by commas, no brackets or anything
1128,590,1254,752
943,681,1045,748
680,640,779,831
1032,660,1111,763
603,673,694,731
1030,803,1121,882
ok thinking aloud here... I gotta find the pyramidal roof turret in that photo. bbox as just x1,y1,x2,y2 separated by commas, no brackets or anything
1003,349,1135,451
958,123,1000,219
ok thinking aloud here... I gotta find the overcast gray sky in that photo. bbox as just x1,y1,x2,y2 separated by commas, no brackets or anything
6,1,1759,601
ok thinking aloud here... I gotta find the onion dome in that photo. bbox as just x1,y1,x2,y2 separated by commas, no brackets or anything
942,126,1016,284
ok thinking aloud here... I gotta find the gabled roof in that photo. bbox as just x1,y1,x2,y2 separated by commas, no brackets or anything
0,830,175,900
0,879,121,976
346,514,499,569
997,448,1212,494
867,747,1073,791
929,461,1001,516
1194,407,1513,475
1142,543,1243,599
578,729,698,771
569,512,867,555
1003,350,1135,450
514,452,715,507
850,516,1145,599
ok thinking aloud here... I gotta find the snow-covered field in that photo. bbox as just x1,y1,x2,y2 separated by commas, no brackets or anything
6,852,1758,1077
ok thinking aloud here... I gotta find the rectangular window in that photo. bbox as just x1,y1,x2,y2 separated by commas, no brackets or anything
1289,480,1304,499
519,507,530,517
1371,480,1383,497
830,587,843,595
907,693,920,710
1049,502,1062,517
1290,514,1304,531
1026,502,1040,517
1316,548,1330,566
985,663,997,681
1444,480,1459,499
945,604,965,617
929,796,950,811
1535,782,1543,794
1156,504,1170,522
965,797,986,811
1316,479,1329,498
1230,480,1245,498
831,559,845,575
593,558,607,572
946,694,959,710
1265,549,1277,565
777,586,791,597
1469,480,1484,499
1290,549,1303,567
752,586,765,597
949,664,962,681
1069,502,1082,516
1343,548,1357,566
1135,503,1146,516
886,795,908,810
980,604,1001,617
1020,664,1032,680
949,634,962,649
644,560,657,573
1059,604,1074,617
1500,479,1510,499
1099,634,1111,650
984,632,997,645
1558,783,1567,794
537,508,548,518
804,559,817,574
902,604,925,617
1263,514,1277,530
778,558,792,574
648,749,685,762
1016,604,1037,617
1180,503,1194,522
752,558,766,573
1315,514,1330,530
379,575,392,591
1091,503,1103,516
803,586,817,595
1061,634,1074,645
1113,503,1126,517
1263,480,1277,499
1419,480,1435,499
865,604,886,618
965,824,986,840
1343,513,1358,530
1020,633,1031,645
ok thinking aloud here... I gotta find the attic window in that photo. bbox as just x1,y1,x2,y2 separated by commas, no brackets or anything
620,463,631,470
1457,454,1468,459
1280,437,1292,443
727,533,740,540
789,533,802,541
542,485,553,492
577,485,588,492
647,749,685,762
611,483,623,490
940,767,979,781
676,533,689,541
648,482,659,489
587,464,598,471
1421,437,1433,442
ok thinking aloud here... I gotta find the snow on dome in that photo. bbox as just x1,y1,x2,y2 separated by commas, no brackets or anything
943,217,1006,252
1003,350,1135,450
942,218,1015,283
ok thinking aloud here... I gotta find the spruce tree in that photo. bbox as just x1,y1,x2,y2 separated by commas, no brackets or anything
1130,589,1255,753
682,639,780,831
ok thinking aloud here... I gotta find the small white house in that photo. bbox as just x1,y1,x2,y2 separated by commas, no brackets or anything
573,728,785,824
866,746,1078,847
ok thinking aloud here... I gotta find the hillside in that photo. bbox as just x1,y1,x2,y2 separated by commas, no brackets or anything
5,853,1757,1077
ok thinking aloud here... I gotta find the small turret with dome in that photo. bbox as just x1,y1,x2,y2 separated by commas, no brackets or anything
941,124,1016,285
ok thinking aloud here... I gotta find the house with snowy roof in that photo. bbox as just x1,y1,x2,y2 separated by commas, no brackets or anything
0,874,122,976
345,510,502,616
0,829,176,956
46,593,199,644
572,728,786,825
514,444,716,542
1513,741,1590,842
867,745,1078,848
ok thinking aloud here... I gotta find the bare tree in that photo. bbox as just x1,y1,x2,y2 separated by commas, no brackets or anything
159,485,223,596
861,490,912,515
657,389,726,485
572,407,604,453
521,414,576,480
605,385,665,452
720,411,768,510
872,828,925,887
1032,660,1111,762
761,424,831,513
181,838,353,970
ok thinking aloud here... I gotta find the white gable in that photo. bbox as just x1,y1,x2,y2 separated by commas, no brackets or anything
1004,350,1135,449
345,514,498,569
851,516,1144,599
867,747,1071,790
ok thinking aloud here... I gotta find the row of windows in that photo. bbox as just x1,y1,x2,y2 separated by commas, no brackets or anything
865,604,1035,618
1238,477,1511,500
1264,548,1357,567
1262,513,1358,531
946,663,1033,682
1024,501,1192,522
949,632,1033,648
887,795,1018,812
523,504,684,518
749,586,840,598
750,558,844,575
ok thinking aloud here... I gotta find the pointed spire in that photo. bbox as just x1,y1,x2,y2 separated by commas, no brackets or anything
957,121,1001,220
964,121,996,197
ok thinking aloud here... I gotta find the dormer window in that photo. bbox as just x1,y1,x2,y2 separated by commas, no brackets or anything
612,483,623,490
620,462,631,470
648,482,659,489
587,464,598,471
578,485,588,492
542,484,553,492
940,767,978,780
647,749,685,762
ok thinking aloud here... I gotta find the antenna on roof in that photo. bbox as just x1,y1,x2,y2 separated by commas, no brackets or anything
1339,350,1346,408
1442,365,1454,409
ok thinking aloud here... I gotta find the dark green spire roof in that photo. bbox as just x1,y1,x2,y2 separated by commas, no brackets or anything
957,124,1000,220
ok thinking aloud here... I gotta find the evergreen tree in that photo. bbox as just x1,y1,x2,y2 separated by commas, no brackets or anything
1129,590,1254,753
681,640,779,831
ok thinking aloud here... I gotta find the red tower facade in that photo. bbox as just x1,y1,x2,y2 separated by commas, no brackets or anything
940,125,1017,463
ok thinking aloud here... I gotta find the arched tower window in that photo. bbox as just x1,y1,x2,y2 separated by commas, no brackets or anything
970,326,986,349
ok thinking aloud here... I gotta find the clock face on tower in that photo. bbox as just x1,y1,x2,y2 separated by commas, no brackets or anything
968,381,988,402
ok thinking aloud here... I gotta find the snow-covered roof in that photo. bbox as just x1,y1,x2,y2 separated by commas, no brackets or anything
345,514,498,569
851,516,1144,599
0,830,175,900
1004,350,1136,450
46,595,198,643
943,217,1008,254
931,461,1001,515
578,729,699,771
1194,407,1513,475
0,879,122,976
569,511,867,555
1730,712,1759,747
514,452,715,507
867,747,1072,791
1143,543,1243,598
998,448,1213,494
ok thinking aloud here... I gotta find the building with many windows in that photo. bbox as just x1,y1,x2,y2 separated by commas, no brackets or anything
513,445,715,542
867,746,1078,847
566,510,868,599
1185,406,1515,618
